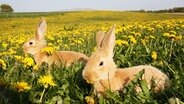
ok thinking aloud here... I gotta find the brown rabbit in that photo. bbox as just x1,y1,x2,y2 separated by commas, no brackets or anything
22,18,88,68
82,25,170,96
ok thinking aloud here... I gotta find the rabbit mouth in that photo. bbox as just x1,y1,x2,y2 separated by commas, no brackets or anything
83,72,99,84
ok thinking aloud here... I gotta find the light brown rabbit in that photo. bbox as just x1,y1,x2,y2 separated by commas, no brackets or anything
82,25,170,96
22,18,88,68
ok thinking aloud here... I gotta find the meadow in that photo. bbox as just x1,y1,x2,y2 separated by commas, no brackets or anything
0,11,184,104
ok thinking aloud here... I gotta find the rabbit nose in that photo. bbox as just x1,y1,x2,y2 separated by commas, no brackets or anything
83,71,91,80
82,71,89,79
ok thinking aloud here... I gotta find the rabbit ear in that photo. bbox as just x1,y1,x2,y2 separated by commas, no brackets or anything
36,17,47,40
96,30,105,48
101,24,116,55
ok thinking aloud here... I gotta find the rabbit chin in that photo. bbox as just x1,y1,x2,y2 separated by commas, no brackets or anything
97,70,117,81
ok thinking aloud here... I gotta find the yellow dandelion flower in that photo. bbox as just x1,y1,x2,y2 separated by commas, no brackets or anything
175,36,182,41
116,39,123,46
135,32,141,37
116,39,129,46
14,55,24,62
147,27,154,31
93,46,97,52
70,43,75,46
141,39,146,45
16,38,25,44
128,35,137,44
151,51,157,60
41,46,55,56
85,96,95,104
2,43,8,49
33,64,39,71
14,81,31,92
170,30,176,35
159,61,164,66
63,44,69,49
57,40,63,44
182,25,184,28
156,24,163,29
47,35,55,41
150,35,155,39
163,33,170,37
48,43,54,46
22,57,35,68
0,59,6,70
163,32,181,41
38,75,56,88
122,27,127,31
79,38,84,43
74,40,83,45
7,48,16,55
131,32,141,37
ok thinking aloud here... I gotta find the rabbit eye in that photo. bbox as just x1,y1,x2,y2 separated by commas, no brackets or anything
29,42,33,45
99,61,104,66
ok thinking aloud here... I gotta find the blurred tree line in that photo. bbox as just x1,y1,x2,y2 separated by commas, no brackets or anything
132,7,184,13
0,4,14,12
148,7,184,13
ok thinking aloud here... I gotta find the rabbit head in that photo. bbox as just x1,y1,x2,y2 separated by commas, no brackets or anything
82,25,117,84
22,18,47,55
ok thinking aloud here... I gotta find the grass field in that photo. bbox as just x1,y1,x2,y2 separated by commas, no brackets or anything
0,11,184,104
